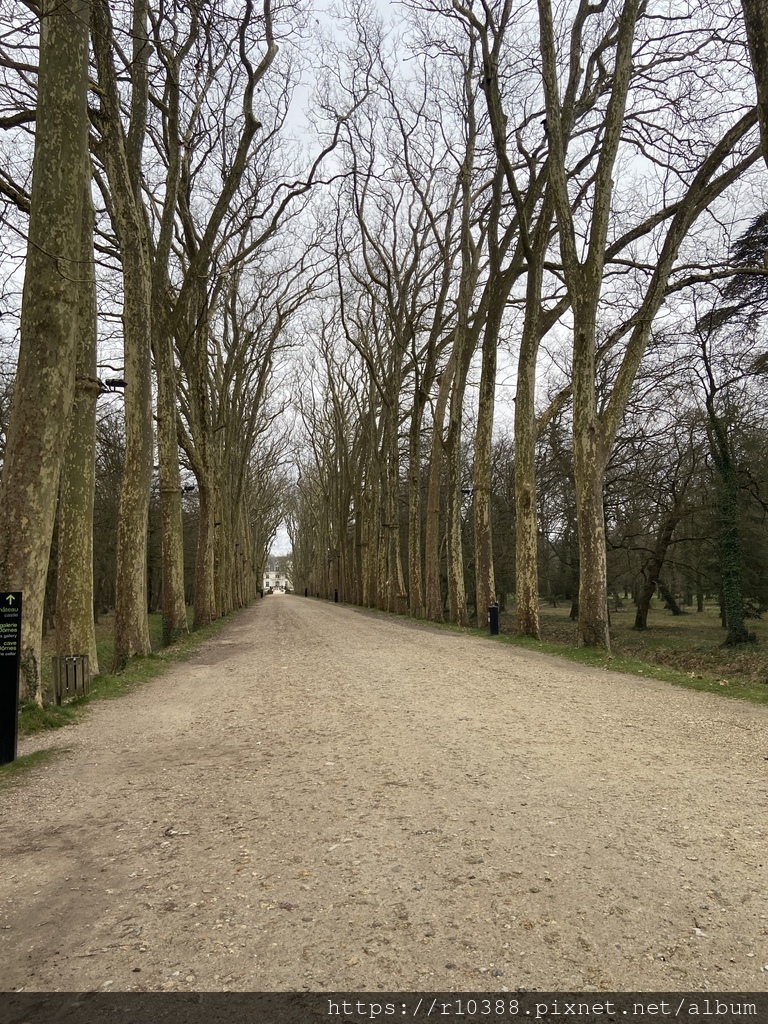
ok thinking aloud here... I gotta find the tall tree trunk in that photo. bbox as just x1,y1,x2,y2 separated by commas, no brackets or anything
112,267,153,667
155,332,188,644
194,475,217,628
213,479,225,618
443,51,480,628
386,420,408,614
361,455,378,607
573,452,610,646
445,401,469,626
376,472,388,610
93,0,154,669
741,0,768,165
472,158,509,628
407,402,424,617
473,308,499,624
513,204,557,638
55,166,99,673
634,510,681,630
695,571,704,613
425,360,454,622
514,327,540,637
538,0,639,651
444,294,477,628
572,317,610,647
718,461,750,644
703,359,751,644
0,0,89,703
151,41,188,647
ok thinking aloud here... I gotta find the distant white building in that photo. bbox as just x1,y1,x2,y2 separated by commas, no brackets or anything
263,566,293,592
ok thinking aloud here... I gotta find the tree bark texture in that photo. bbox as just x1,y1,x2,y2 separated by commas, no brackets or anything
155,333,188,644
741,0,768,165
512,196,558,639
717,457,750,644
0,0,89,702
571,313,611,649
385,417,408,614
93,0,154,669
425,361,454,622
407,405,424,617
633,511,681,630
55,166,99,673
193,477,217,628
514,333,540,637
151,41,188,647
472,304,499,625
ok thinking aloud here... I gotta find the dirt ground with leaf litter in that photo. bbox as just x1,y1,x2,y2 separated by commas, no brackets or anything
1,595,767,993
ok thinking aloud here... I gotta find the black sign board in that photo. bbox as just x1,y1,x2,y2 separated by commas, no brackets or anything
0,591,21,765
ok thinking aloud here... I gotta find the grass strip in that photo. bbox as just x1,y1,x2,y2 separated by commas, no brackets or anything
494,631,768,706
19,608,243,739
346,600,768,707
0,748,66,789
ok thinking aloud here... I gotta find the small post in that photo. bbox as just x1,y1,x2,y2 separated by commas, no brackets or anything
487,603,499,637
334,589,339,604
305,588,308,597
0,592,21,766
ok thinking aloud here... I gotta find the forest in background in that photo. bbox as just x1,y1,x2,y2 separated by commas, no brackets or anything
1,0,768,708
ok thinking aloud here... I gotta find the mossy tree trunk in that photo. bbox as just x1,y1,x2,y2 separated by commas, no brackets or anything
701,346,751,645
93,0,154,670
0,0,89,703
55,165,99,673
151,42,188,647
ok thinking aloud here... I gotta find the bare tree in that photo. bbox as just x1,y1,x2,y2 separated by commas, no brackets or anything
538,0,761,648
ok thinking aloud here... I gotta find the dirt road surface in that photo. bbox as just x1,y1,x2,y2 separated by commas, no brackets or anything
1,596,767,993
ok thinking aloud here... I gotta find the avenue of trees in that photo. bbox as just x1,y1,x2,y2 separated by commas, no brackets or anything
1,0,767,706
287,0,768,647
0,0,350,702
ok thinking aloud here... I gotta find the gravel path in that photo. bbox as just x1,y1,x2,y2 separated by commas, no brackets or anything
1,595,767,993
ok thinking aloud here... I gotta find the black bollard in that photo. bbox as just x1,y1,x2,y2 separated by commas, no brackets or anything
260,589,264,598
487,603,499,636
334,589,339,603
305,588,308,597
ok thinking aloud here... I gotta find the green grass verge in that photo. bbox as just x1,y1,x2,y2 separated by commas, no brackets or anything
493,631,768,706
347,599,768,706
19,606,244,739
0,747,66,789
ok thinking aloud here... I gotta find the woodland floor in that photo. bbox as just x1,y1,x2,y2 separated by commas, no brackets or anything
1,595,767,993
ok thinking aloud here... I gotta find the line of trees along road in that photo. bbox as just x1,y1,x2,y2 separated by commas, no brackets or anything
0,0,354,703
1,0,768,707
286,0,768,646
